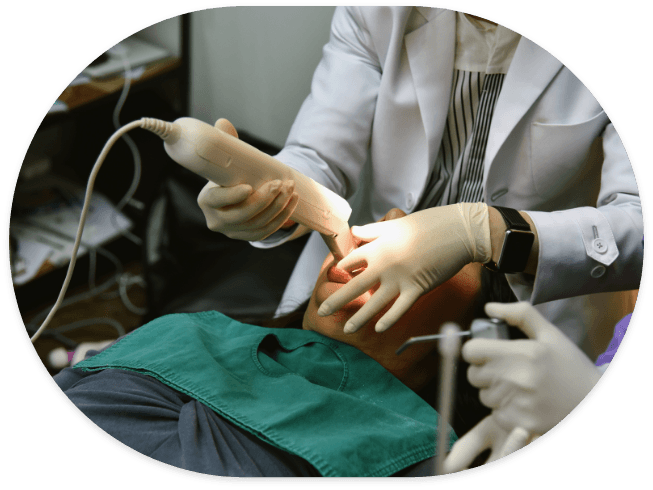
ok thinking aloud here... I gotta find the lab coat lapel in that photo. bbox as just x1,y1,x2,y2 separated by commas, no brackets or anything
404,9,456,170
483,37,563,182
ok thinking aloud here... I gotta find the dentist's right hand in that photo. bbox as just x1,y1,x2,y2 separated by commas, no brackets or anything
196,118,299,241
317,202,492,333
197,179,299,241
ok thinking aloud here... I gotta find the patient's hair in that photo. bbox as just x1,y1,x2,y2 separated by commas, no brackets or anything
263,268,517,438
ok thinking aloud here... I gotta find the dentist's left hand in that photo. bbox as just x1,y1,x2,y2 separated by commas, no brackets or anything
317,203,492,333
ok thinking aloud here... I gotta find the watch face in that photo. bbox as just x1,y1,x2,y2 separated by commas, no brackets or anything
497,230,535,273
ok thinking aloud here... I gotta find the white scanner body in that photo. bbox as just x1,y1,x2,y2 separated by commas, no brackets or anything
162,117,356,260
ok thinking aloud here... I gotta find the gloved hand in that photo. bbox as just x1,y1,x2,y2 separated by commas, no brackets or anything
463,302,602,435
196,119,299,241
317,203,492,333
443,415,533,473
197,180,298,241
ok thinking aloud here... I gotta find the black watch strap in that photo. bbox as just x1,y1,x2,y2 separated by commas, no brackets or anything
494,206,530,231
484,207,534,274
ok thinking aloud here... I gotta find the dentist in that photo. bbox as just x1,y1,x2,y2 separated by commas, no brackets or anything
197,7,642,345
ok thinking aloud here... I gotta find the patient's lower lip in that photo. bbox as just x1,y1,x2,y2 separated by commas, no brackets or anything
326,263,366,284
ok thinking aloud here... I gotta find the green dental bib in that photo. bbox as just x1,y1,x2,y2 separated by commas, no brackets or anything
76,311,454,477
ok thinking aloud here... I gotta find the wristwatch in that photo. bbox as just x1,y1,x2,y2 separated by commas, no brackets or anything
484,207,535,274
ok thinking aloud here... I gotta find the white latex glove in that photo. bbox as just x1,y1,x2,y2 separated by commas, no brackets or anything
443,415,533,473
197,180,298,241
317,203,492,333
196,120,299,241
463,302,602,435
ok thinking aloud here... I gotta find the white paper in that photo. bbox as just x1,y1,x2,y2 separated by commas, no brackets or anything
11,177,132,285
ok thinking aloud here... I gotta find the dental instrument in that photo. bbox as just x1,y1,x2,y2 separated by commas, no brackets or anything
395,318,508,355
395,319,505,475
162,117,357,261
30,117,357,342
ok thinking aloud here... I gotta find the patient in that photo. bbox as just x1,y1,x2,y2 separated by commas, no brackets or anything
54,209,515,478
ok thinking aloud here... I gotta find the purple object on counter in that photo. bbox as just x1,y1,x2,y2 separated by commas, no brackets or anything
596,314,631,367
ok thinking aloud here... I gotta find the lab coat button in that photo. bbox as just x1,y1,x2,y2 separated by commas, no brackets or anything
591,265,606,278
592,238,608,254
406,193,415,208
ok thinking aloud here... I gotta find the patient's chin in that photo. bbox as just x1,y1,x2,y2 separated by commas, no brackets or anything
315,282,343,306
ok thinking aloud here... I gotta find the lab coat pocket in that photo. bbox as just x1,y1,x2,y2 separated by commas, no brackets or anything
530,110,607,201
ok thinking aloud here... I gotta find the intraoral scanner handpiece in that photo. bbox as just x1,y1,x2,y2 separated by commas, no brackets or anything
153,117,357,261
31,117,356,344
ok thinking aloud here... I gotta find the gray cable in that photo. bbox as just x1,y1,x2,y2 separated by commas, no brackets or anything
118,273,148,315
30,120,143,343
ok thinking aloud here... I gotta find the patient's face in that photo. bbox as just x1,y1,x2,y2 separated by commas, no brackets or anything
303,212,482,391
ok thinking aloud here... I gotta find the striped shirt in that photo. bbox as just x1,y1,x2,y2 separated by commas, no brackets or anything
418,14,521,209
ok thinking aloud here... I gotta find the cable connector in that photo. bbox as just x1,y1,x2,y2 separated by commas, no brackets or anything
140,118,180,143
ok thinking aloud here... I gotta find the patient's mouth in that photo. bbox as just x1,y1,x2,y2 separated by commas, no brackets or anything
327,265,353,284
326,263,366,284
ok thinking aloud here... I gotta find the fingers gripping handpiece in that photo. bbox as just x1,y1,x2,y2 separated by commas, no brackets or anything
150,117,357,261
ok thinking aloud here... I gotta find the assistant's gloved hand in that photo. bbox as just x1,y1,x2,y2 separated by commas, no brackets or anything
443,415,533,473
196,119,298,241
463,302,602,435
317,203,492,333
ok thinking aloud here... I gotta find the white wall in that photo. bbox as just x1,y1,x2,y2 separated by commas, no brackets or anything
135,16,182,57
190,7,335,147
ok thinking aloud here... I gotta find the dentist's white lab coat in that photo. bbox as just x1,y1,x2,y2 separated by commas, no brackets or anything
254,7,642,349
